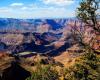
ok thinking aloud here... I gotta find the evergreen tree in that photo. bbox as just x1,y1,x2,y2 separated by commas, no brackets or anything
77,0,100,33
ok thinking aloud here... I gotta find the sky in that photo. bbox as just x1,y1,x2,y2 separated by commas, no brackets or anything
0,0,81,19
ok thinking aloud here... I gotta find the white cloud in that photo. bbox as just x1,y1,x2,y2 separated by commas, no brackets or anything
20,4,39,10
42,0,74,6
0,7,12,12
0,6,75,18
21,7,28,10
10,3,24,7
0,2,75,18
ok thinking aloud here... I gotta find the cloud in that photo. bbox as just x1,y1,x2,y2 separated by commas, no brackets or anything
9,3,39,10
21,7,28,10
0,7,12,12
10,3,24,7
20,4,39,10
0,2,75,18
0,6,75,18
42,0,74,6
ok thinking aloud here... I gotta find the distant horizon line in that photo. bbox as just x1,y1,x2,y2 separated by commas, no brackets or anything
0,17,77,19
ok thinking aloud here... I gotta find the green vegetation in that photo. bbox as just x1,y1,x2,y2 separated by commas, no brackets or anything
63,52,100,80
25,51,100,80
26,64,58,80
25,0,100,80
62,0,100,80
77,0,100,33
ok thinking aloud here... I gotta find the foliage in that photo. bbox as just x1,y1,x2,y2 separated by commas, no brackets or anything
63,52,100,80
65,0,100,78
25,1,100,80
77,0,100,33
26,64,59,80
24,51,100,80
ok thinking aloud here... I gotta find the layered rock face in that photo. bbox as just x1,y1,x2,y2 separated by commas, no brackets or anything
0,18,87,55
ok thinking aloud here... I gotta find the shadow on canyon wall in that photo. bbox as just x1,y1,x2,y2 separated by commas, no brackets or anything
1,62,31,80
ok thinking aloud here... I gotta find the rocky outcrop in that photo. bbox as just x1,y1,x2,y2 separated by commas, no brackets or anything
1,62,31,80
0,52,31,80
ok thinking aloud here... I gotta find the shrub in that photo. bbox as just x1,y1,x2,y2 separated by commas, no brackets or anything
64,52,100,80
26,65,59,80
